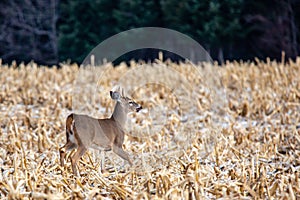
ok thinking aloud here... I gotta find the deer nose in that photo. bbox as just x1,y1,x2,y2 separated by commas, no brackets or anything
136,106,142,112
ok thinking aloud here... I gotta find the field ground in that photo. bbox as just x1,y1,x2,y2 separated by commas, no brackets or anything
0,59,299,199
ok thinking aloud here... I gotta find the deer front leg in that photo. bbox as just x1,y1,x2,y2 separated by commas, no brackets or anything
100,147,112,172
70,145,87,176
100,150,105,173
112,144,133,166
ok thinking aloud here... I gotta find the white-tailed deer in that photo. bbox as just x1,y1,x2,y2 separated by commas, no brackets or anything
59,87,142,176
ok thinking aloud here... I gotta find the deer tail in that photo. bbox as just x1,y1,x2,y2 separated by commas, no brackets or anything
65,114,74,141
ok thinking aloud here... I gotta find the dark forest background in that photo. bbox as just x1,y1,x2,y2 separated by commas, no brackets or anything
0,0,300,65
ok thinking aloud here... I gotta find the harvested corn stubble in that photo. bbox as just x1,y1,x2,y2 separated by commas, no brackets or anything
0,59,299,199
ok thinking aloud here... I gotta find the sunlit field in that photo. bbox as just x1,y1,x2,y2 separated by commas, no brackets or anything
0,59,299,199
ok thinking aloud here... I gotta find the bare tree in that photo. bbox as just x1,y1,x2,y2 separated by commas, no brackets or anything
244,0,298,60
0,0,59,65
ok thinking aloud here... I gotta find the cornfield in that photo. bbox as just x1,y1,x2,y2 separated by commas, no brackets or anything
0,58,299,199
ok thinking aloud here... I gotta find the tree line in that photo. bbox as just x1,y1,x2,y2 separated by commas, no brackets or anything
0,0,299,65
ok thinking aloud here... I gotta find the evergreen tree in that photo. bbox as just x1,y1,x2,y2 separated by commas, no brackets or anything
113,0,162,32
161,0,244,62
58,0,119,63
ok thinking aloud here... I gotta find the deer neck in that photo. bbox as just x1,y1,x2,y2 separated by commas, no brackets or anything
111,101,127,128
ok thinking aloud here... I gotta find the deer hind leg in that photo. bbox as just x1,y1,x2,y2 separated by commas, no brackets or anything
59,141,76,167
70,145,87,176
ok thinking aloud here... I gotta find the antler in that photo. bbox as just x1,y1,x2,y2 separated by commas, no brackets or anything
121,87,125,97
111,85,126,97
111,85,121,92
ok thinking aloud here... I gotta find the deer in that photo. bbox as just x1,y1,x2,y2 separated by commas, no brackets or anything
59,87,142,176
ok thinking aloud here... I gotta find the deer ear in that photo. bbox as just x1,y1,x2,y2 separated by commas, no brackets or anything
110,91,121,100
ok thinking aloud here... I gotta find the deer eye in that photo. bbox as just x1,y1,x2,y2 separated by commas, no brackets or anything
129,102,133,105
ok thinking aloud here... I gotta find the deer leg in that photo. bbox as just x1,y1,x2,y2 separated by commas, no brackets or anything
100,147,112,172
100,150,105,172
112,144,132,166
70,145,87,176
59,141,76,167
